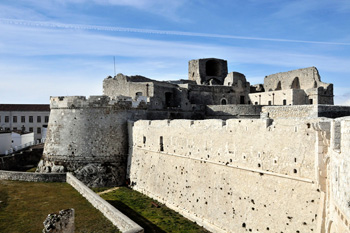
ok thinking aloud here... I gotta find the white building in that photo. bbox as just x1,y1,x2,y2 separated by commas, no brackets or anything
0,104,50,141
0,132,12,154
0,131,35,155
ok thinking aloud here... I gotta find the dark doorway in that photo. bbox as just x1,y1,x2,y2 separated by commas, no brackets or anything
165,92,173,108
240,96,245,104
221,99,227,105
206,60,221,76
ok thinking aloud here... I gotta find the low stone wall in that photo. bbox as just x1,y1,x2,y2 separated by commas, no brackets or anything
66,173,143,233
317,105,350,118
206,105,261,119
0,170,66,182
262,105,317,119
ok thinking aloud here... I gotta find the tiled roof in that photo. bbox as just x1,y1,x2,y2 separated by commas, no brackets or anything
0,104,50,112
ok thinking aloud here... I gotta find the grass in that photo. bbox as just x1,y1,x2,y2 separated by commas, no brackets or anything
25,167,37,172
0,180,120,233
100,187,210,233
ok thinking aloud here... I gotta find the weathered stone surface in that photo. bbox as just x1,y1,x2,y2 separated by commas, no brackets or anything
128,119,322,233
36,58,350,233
43,209,74,233
0,170,66,182
74,163,125,187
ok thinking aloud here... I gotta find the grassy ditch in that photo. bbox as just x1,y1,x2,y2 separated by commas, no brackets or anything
99,187,210,233
0,180,119,233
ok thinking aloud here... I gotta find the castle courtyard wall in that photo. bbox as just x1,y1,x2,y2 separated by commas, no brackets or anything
128,119,323,232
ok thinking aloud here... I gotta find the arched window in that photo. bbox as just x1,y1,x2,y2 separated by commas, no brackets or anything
221,99,227,105
276,81,282,90
291,77,300,89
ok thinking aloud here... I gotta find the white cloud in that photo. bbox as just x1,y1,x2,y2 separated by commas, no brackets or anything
1,20,350,73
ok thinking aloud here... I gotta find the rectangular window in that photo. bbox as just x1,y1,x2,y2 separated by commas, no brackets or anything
309,99,313,104
21,116,25,123
160,136,164,151
13,127,17,131
5,116,9,123
29,127,33,132
37,116,41,123
283,99,287,105
268,101,272,105
5,127,10,131
37,127,41,134
29,116,33,123
45,116,49,123
13,116,17,123
240,96,245,104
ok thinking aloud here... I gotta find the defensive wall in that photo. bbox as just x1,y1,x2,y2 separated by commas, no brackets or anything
38,95,205,187
128,118,325,233
327,117,350,232
37,96,148,187
205,105,262,119
262,105,350,119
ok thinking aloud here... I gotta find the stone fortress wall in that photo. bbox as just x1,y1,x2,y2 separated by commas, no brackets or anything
250,67,333,105
38,58,350,232
37,95,148,187
128,118,324,233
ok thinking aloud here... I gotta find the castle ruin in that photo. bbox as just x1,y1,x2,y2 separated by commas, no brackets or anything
37,58,349,233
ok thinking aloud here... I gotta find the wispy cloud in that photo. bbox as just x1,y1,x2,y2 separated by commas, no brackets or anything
1,18,350,46
1,19,350,75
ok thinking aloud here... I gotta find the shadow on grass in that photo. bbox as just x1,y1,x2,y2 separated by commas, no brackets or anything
0,190,8,210
107,200,166,233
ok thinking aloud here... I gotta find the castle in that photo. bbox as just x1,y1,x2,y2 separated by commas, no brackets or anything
37,58,349,233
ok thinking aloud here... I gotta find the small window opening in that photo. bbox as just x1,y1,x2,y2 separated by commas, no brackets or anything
143,136,146,144
160,136,164,151
293,169,297,174
255,102,258,105
276,81,282,90
268,101,272,105
283,99,287,105
165,92,173,108
309,99,313,104
221,99,227,105
240,96,245,104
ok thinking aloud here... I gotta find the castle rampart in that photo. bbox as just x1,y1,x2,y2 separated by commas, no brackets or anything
38,58,350,232
37,95,148,187
128,118,324,232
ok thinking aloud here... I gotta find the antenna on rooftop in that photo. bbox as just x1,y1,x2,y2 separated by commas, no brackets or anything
113,56,116,76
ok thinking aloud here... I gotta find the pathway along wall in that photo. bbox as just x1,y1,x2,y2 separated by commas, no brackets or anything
128,119,324,232
37,96,147,187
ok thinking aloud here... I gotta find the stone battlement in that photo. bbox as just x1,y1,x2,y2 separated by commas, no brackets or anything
50,95,146,109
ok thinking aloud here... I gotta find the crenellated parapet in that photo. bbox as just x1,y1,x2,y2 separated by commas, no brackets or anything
50,95,146,110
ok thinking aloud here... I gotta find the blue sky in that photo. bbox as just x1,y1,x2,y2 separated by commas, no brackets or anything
0,0,350,104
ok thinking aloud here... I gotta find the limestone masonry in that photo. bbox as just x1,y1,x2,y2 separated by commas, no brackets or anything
38,58,349,232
